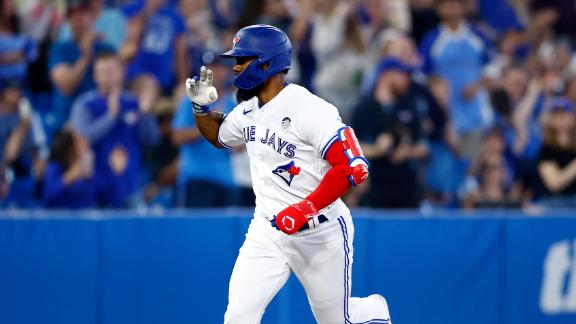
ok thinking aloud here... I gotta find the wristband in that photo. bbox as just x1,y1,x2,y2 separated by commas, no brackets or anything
192,102,210,116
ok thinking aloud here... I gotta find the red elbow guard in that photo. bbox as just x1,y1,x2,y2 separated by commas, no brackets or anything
305,127,369,211
324,127,369,186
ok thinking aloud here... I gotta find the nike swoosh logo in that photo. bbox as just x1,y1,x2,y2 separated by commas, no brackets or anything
243,109,252,115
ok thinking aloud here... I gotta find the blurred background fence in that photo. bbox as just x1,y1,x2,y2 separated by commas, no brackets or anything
1,209,575,324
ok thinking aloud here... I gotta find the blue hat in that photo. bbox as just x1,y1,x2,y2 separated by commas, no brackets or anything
220,24,292,90
549,97,574,114
376,57,412,76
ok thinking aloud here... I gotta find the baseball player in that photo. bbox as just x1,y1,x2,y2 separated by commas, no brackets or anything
185,24,391,324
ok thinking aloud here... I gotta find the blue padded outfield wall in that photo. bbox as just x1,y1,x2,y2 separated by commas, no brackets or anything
1,209,576,324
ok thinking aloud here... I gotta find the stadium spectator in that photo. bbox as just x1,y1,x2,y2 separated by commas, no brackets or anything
180,0,219,74
58,0,127,50
0,0,38,84
19,0,64,122
121,0,188,95
70,52,159,208
423,75,465,204
409,0,439,44
420,0,494,160
0,80,45,207
476,0,525,35
18,0,63,42
43,129,96,208
143,98,178,207
510,74,557,200
48,0,115,134
0,0,573,210
171,58,235,207
360,30,420,95
352,58,428,208
311,0,367,121
237,0,291,32
531,0,576,43
464,128,521,208
18,0,63,115
361,31,451,203
536,98,576,207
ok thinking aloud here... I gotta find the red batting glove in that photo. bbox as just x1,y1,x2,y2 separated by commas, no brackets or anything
274,199,318,235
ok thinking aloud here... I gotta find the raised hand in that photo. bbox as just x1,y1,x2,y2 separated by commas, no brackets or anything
185,66,219,116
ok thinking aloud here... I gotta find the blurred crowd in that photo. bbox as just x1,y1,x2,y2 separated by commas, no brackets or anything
1,0,576,210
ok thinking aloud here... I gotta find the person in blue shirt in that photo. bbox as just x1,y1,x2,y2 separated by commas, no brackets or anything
43,129,96,209
121,0,188,94
0,3,37,84
0,79,37,207
70,51,159,208
172,58,236,207
48,0,115,134
420,0,494,160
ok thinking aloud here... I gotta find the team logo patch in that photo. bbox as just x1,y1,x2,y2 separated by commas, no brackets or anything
272,161,301,186
281,117,291,131
232,35,240,48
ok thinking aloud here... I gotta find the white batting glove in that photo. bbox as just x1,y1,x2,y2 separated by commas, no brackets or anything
186,66,219,116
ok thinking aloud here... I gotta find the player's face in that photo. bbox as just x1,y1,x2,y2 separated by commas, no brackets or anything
233,57,256,76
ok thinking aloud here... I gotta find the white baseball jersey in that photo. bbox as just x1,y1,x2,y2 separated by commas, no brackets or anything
219,83,392,324
218,83,347,220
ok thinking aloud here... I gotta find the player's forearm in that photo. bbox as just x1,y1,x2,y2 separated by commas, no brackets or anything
306,127,369,211
193,111,226,148
306,164,354,210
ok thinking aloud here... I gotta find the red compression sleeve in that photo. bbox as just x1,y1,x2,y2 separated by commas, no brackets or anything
305,140,354,210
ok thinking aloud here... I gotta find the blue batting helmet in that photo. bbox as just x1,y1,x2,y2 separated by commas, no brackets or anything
220,24,292,90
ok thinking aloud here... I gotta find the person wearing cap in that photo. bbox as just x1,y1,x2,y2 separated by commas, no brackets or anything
48,0,115,133
351,58,429,208
536,97,576,207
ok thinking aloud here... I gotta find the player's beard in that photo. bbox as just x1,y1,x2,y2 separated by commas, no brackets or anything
235,82,265,103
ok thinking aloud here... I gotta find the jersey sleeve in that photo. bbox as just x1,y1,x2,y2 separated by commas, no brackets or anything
299,102,346,158
217,100,252,148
